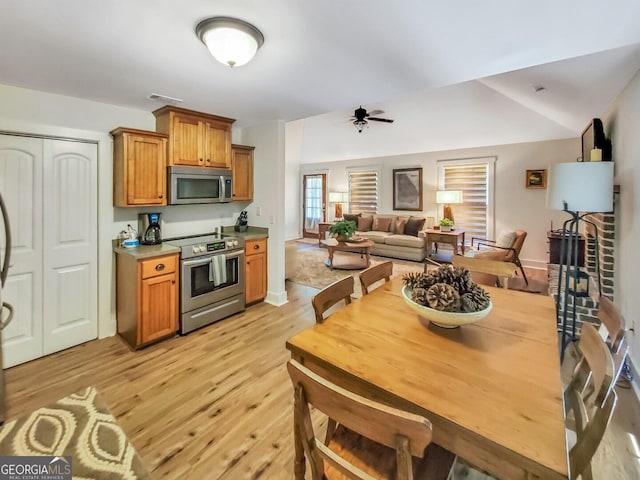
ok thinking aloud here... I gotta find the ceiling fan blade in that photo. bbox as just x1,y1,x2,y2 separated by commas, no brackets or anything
368,117,394,123
367,109,384,116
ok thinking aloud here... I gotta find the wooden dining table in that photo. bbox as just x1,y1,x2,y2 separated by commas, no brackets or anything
286,277,568,480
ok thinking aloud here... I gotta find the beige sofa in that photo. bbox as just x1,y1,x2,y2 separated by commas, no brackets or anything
344,213,434,262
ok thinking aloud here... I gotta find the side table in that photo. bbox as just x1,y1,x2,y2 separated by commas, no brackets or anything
424,229,466,261
318,222,333,247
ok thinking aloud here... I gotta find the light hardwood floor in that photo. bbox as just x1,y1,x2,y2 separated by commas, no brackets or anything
3,265,639,479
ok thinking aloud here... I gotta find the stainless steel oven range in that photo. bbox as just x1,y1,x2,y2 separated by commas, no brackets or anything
164,234,245,334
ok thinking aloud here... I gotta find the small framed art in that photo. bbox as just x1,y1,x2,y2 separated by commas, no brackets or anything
525,169,547,189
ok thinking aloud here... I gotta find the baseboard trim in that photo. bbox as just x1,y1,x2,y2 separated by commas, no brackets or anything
522,259,547,270
265,290,288,307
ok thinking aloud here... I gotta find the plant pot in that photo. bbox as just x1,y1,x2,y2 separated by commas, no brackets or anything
335,235,350,242
440,225,452,232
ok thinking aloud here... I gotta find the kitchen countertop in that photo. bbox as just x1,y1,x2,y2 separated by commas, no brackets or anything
112,226,267,259
113,241,180,259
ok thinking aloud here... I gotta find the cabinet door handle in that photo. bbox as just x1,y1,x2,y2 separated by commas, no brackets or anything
207,159,211,163
155,264,165,271
199,158,203,163
158,195,163,199
172,280,176,284
253,244,260,250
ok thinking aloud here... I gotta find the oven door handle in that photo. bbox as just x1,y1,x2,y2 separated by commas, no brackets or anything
182,250,244,267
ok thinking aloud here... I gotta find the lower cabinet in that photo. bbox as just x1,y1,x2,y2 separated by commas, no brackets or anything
245,239,267,304
116,253,179,349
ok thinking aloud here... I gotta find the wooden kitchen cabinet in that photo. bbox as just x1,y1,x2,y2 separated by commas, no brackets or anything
153,105,235,169
245,238,267,304
111,127,168,207
231,144,254,201
116,253,179,349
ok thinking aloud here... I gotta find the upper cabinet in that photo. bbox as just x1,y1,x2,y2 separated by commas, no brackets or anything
231,144,254,202
111,127,168,207
154,106,235,169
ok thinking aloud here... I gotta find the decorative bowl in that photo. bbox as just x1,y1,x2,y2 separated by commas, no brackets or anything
401,286,492,328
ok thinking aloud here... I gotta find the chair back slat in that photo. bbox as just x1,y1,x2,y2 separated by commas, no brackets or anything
287,360,432,459
452,255,516,288
312,276,354,323
359,261,393,295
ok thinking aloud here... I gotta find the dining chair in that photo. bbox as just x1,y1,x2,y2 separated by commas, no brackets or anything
470,230,528,285
359,260,393,295
287,360,454,480
564,323,617,480
450,324,616,480
311,275,354,323
451,255,517,289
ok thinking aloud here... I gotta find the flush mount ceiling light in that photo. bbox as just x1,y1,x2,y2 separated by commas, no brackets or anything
196,16,264,67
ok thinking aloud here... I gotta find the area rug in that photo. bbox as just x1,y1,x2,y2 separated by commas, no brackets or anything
0,386,151,479
288,246,424,297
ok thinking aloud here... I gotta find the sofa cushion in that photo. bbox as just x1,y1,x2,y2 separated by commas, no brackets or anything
496,230,517,248
357,215,373,231
384,234,425,249
404,216,426,236
393,216,409,234
358,230,391,244
372,215,394,232
343,213,361,224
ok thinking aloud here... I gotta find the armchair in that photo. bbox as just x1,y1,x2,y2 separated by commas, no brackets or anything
470,230,528,285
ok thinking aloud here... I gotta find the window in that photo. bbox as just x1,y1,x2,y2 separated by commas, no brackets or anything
347,169,379,214
438,157,495,240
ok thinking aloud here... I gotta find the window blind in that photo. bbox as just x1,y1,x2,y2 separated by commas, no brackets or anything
348,170,378,214
441,163,489,239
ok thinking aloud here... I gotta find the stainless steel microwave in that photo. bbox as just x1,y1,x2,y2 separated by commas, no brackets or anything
168,166,233,205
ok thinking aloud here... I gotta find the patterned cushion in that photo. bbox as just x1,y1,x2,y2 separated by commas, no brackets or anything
496,230,517,248
394,217,409,234
357,215,374,232
0,387,151,479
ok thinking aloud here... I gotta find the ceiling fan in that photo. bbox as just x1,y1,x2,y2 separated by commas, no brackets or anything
350,106,394,133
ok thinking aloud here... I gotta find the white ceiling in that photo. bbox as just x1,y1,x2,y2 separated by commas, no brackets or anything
2,0,640,158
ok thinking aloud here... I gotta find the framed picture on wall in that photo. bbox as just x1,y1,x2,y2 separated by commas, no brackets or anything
525,169,547,189
393,167,423,210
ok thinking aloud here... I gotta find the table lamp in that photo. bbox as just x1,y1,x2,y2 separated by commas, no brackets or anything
436,190,463,223
328,192,348,219
546,161,613,360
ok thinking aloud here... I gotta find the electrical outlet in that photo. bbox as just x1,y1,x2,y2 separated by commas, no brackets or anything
256,206,262,216
269,215,275,225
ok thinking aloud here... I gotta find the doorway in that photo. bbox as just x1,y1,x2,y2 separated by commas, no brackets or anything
302,174,326,238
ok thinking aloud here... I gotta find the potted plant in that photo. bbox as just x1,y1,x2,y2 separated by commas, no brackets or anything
329,220,357,242
439,218,454,232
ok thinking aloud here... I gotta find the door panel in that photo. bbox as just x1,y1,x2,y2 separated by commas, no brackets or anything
172,114,201,166
43,140,97,354
302,174,326,238
0,135,44,367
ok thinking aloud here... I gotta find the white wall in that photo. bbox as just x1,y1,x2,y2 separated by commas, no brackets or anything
300,138,578,267
284,120,303,240
0,84,248,339
602,69,640,371
238,120,288,306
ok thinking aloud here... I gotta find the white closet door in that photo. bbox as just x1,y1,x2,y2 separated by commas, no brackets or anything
43,140,97,354
0,135,44,367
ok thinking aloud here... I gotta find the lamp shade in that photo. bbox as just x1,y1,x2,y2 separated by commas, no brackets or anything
436,190,463,204
328,192,348,203
196,17,264,67
546,162,613,212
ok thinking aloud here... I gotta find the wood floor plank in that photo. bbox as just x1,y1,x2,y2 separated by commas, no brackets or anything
2,255,638,479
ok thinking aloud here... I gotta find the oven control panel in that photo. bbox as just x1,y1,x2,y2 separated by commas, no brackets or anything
189,239,242,255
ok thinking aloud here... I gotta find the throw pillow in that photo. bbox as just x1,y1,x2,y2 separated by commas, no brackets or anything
372,216,392,232
394,217,408,234
404,216,426,237
343,213,361,224
357,215,373,232
496,230,517,248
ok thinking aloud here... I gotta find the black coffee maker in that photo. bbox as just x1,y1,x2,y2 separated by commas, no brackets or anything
139,213,162,245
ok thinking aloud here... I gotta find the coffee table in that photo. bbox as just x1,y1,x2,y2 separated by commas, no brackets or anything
320,238,374,270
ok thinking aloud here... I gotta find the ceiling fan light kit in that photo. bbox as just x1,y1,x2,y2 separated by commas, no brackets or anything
196,16,264,67
351,105,393,133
